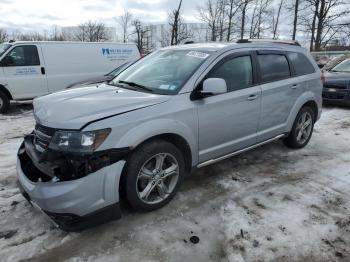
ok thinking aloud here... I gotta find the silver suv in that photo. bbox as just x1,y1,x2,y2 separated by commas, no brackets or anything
17,40,322,230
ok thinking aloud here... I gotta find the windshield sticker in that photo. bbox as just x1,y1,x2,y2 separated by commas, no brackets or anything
159,84,178,90
159,84,170,90
186,51,209,59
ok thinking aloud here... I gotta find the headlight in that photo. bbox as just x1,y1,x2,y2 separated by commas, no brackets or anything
49,128,111,152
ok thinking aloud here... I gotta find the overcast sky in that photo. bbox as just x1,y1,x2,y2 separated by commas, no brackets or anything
0,0,201,31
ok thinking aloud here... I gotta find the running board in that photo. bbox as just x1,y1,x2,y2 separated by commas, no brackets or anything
197,134,285,168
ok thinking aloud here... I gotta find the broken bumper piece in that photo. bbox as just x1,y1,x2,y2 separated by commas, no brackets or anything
16,138,127,231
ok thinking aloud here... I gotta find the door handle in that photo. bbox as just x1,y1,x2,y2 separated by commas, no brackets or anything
41,67,45,75
291,84,299,89
247,94,259,101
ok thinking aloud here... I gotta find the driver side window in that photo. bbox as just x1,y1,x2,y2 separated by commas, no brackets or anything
208,55,253,92
3,45,40,67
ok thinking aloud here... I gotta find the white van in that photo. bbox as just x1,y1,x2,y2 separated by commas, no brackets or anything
0,41,140,113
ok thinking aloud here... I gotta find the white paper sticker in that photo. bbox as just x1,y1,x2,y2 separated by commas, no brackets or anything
186,51,210,59
159,84,170,90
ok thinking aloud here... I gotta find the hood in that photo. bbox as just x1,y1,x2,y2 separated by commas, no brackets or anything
324,71,350,84
67,75,114,89
34,83,170,129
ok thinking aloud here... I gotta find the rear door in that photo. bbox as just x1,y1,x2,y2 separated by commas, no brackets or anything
256,51,300,142
1,44,48,99
196,52,261,163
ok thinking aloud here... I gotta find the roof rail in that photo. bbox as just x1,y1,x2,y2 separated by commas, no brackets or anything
236,39,301,46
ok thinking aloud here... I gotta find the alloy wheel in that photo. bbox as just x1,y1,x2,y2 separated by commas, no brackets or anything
136,153,179,204
295,111,313,144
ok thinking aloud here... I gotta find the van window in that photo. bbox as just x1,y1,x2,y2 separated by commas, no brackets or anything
258,54,290,83
287,52,315,76
4,45,40,66
207,56,253,92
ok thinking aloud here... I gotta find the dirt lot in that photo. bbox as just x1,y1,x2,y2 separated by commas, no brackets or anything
0,104,350,262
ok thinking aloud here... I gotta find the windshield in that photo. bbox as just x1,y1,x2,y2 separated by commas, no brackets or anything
331,59,350,72
111,49,211,94
107,62,131,76
0,43,11,58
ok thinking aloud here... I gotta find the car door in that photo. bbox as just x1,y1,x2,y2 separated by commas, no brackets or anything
256,51,299,142
1,44,48,100
195,52,262,163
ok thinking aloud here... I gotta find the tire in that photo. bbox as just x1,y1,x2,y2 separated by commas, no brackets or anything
284,106,315,149
124,139,185,211
0,91,10,114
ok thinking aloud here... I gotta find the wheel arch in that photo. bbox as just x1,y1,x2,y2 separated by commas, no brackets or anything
130,133,193,174
110,118,198,170
0,84,13,100
286,92,320,132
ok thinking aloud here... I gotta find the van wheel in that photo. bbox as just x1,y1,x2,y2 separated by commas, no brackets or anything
124,140,185,211
0,91,10,114
284,106,315,149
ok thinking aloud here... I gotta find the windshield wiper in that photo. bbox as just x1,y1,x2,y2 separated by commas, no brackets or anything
118,80,153,92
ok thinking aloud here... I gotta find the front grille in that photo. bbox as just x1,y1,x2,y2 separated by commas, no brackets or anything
34,124,56,152
322,91,346,100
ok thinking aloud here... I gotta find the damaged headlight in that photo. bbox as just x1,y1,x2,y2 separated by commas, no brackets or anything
49,128,111,152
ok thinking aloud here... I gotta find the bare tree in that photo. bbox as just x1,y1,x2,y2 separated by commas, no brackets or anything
292,0,300,40
168,0,193,45
132,20,153,53
198,0,222,41
117,10,132,43
0,28,8,43
49,26,65,41
249,0,272,38
272,0,284,39
303,0,349,51
170,0,182,45
226,0,240,41
76,21,108,42
238,0,255,39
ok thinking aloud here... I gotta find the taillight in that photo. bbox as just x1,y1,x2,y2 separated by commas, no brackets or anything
320,71,325,84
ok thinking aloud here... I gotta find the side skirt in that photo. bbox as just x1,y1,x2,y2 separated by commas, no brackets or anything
197,134,286,168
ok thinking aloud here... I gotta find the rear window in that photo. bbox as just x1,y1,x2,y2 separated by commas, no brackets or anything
287,52,315,76
258,54,290,83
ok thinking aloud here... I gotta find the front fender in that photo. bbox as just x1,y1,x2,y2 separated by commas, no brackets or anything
114,118,198,165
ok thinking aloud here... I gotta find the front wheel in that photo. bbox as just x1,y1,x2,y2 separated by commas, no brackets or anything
284,106,315,149
0,91,10,114
124,140,185,211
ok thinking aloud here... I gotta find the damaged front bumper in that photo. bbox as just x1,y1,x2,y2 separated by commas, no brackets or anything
16,137,127,231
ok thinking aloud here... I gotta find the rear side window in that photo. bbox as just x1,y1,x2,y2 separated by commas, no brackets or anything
287,52,315,76
4,45,40,66
258,54,290,83
207,55,253,92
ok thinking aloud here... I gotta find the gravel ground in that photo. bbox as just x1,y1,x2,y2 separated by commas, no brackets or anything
0,104,350,262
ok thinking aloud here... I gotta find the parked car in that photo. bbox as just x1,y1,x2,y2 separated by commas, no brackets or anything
17,40,322,231
0,41,140,113
322,58,350,105
66,62,133,89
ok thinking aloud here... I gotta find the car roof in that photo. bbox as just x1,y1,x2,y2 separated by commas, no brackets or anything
163,40,305,53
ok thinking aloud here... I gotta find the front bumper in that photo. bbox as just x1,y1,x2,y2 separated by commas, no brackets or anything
322,87,350,105
16,141,126,231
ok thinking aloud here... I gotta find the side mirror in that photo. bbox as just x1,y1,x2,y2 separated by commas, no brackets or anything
202,78,227,95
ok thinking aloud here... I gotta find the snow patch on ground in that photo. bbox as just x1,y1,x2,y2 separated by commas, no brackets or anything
0,104,350,261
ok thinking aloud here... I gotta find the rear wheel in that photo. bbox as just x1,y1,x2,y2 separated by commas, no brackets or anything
284,106,315,149
124,140,185,211
0,91,10,114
